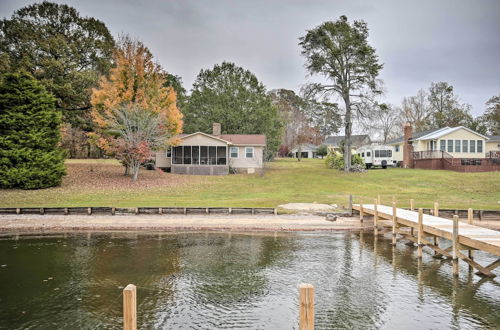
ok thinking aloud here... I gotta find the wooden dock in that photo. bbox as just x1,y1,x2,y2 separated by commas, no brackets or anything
352,202,500,277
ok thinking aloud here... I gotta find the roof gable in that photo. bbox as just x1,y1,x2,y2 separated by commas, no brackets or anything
416,126,489,141
178,132,266,146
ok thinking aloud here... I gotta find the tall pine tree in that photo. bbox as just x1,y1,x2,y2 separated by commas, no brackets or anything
0,72,65,189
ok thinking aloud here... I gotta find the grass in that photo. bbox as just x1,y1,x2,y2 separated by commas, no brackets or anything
1,158,499,209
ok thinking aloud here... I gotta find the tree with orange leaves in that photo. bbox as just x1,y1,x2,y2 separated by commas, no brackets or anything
91,36,183,178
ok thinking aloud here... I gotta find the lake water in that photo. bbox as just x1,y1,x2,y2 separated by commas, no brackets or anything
0,231,499,329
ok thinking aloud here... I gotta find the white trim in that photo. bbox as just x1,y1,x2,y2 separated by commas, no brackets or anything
416,126,490,141
245,147,254,158
230,146,239,158
179,132,231,144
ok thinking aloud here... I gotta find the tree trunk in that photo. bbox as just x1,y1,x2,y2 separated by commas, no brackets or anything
297,146,302,162
343,94,352,172
124,164,129,176
132,167,139,181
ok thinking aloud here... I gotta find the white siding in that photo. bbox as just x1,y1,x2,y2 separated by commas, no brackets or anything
229,146,264,169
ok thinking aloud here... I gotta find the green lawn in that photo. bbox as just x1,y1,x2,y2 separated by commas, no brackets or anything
1,158,499,210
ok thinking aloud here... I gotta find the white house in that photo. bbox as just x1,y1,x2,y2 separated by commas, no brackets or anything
388,126,497,162
291,143,318,158
155,123,266,175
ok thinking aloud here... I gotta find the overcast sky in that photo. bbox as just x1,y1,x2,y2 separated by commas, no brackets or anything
1,0,500,116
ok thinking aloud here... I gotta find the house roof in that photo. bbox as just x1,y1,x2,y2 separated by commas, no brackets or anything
324,135,371,147
415,126,489,141
487,135,500,142
217,134,266,146
176,132,266,146
387,127,442,145
291,143,318,152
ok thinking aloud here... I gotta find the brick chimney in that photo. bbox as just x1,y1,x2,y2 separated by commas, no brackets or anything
212,123,221,136
403,123,414,168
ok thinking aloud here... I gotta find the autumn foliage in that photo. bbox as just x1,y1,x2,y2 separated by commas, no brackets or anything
90,36,183,179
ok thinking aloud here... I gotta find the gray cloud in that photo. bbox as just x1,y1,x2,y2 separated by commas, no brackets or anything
1,0,499,116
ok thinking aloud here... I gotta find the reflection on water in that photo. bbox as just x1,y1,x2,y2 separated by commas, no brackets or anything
0,231,499,329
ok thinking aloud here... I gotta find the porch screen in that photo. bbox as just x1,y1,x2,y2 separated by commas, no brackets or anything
172,146,227,165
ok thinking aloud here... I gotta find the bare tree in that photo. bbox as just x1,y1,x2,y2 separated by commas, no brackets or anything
108,104,168,181
400,89,432,131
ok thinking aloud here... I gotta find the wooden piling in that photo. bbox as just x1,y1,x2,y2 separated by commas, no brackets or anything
452,215,459,277
373,199,378,235
467,208,474,261
16,208,21,215
417,208,423,258
158,207,162,215
229,207,232,214
434,202,439,217
64,207,68,215
274,208,278,216
299,283,314,330
205,207,209,214
410,199,414,211
87,207,92,215
135,208,139,215
112,207,116,215
40,207,44,215
348,195,353,216
392,201,397,245
359,200,364,222
123,284,137,330
183,207,187,215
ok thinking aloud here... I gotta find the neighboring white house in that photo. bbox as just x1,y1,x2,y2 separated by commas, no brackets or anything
155,123,266,175
291,143,318,159
387,126,498,162
324,134,371,153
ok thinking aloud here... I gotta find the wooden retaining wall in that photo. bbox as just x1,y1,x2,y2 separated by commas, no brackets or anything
0,207,277,216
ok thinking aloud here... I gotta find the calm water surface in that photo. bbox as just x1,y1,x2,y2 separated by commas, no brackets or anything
0,231,499,329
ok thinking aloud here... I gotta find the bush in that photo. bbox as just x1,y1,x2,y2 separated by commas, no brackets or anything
316,144,328,158
0,72,66,189
325,152,364,171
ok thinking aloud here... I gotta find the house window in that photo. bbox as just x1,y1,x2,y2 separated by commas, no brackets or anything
455,140,461,153
166,147,171,158
447,140,453,153
183,146,192,164
395,145,400,152
192,146,200,165
209,146,217,165
440,140,446,151
230,147,239,158
173,146,183,164
470,140,475,153
217,146,227,165
200,146,208,165
462,140,468,153
477,140,483,153
245,147,254,158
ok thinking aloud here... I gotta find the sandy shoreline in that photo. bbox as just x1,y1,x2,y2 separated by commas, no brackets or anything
1,213,498,235
0,213,368,234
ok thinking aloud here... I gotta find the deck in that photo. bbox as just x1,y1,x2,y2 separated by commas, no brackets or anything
353,203,500,277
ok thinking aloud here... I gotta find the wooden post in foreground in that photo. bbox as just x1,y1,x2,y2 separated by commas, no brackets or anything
392,201,397,245
417,208,423,258
348,195,353,216
452,215,459,277
433,202,439,217
467,208,474,263
123,284,137,330
299,283,314,330
373,199,379,235
410,199,414,211
359,200,364,222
